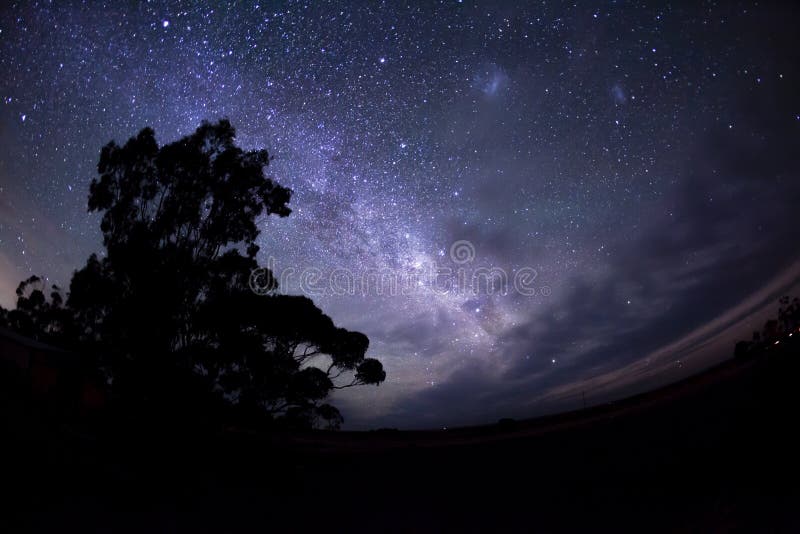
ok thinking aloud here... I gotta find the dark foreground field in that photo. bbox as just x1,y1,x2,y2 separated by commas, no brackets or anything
6,338,800,532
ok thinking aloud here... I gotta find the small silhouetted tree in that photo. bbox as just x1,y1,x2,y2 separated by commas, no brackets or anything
733,296,800,359
2,276,75,348
315,403,345,430
2,120,385,429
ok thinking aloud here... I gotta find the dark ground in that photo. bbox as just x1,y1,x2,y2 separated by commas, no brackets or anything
5,335,800,533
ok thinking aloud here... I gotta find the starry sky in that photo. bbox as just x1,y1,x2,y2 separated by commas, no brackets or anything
2,1,800,429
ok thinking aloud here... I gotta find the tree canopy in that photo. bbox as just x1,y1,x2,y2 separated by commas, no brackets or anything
0,120,385,430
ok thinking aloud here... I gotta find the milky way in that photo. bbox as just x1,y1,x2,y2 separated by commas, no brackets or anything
2,2,799,428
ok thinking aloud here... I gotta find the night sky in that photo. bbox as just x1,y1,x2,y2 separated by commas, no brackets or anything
2,1,799,429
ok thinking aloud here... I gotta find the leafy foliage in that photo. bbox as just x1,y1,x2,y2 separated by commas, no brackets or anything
1,120,385,430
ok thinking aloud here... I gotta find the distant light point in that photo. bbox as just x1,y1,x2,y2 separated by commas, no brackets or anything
162,20,170,28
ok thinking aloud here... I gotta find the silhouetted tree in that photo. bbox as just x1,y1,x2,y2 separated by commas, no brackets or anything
2,276,76,348
315,403,345,431
733,296,800,359
2,119,385,430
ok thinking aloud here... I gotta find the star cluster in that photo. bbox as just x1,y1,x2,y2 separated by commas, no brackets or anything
2,1,799,428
